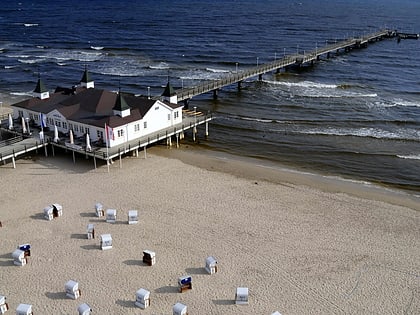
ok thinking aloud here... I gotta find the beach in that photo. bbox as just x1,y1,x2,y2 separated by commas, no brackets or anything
0,147,418,314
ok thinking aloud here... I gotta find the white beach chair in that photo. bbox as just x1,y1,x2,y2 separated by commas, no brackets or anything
135,288,150,309
235,287,249,305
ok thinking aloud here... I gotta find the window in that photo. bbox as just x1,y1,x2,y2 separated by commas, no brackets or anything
97,130,103,138
134,124,140,132
174,111,179,119
155,106,159,110
85,127,90,135
55,121,61,127
80,126,85,133
168,114,171,121
74,125,79,132
144,121,147,129
117,129,124,138
69,123,73,130
62,122,67,130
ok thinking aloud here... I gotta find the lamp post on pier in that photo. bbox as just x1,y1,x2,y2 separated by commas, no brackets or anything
256,57,259,67
147,87,150,99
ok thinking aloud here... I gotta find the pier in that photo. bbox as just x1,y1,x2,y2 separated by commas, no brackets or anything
0,110,211,169
0,28,401,169
175,29,397,102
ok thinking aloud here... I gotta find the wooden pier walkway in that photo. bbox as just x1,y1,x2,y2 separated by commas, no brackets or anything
175,29,396,102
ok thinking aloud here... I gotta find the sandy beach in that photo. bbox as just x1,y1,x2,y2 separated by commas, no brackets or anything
0,147,419,314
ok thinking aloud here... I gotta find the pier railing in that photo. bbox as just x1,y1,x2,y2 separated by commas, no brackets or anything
175,29,395,102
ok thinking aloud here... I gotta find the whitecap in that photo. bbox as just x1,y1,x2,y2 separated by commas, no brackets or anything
23,23,38,27
11,92,33,97
149,62,169,70
90,46,104,50
397,154,420,160
18,58,45,64
206,67,230,73
264,80,338,89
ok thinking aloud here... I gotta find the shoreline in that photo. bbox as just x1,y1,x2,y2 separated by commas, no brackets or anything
151,145,420,211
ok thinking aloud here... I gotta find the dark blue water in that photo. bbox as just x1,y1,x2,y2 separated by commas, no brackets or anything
1,0,419,194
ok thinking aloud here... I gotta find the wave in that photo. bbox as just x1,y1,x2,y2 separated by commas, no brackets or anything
241,116,275,123
289,126,419,141
305,92,378,98
149,62,169,70
18,58,45,64
23,23,39,27
374,99,420,108
4,65,16,69
397,154,420,160
205,67,230,73
264,79,338,89
11,92,33,97
90,46,104,50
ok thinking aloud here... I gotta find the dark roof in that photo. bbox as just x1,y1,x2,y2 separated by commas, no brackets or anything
12,86,182,129
161,81,176,97
112,92,131,112
33,78,48,93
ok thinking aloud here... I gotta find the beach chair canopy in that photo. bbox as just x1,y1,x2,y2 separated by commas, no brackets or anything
136,288,150,300
65,280,79,292
173,302,187,314
16,303,32,314
12,249,25,260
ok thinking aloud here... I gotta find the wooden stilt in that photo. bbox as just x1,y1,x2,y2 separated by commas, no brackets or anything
144,146,147,159
93,155,97,169
12,156,16,169
119,153,122,168
72,151,75,164
205,122,209,137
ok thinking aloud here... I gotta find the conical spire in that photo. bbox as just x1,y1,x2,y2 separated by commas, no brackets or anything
112,89,131,117
161,81,176,97
33,73,49,99
161,79,177,104
80,66,94,88
113,90,130,111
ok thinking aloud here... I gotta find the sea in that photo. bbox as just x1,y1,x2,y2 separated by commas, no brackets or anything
0,0,419,196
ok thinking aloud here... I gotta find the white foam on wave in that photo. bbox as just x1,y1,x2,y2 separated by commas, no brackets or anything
206,67,230,73
149,62,169,70
264,79,338,89
397,154,420,160
241,116,273,123
375,98,420,108
4,65,16,69
293,126,416,140
18,58,45,64
23,23,38,27
306,92,378,98
11,91,33,97
90,46,104,50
